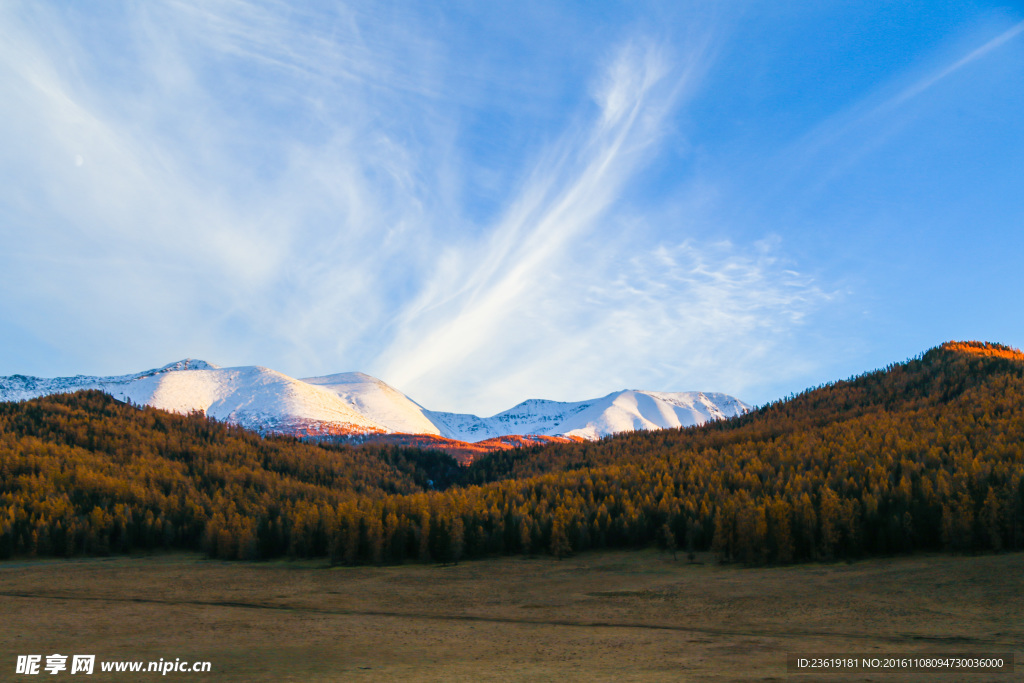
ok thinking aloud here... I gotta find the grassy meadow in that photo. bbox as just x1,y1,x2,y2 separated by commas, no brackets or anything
1,549,1020,681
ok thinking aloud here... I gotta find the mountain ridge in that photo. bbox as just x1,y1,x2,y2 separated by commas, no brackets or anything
0,360,750,442
0,340,1020,565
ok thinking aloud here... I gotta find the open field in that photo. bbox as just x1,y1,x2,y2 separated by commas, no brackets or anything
0,550,1020,681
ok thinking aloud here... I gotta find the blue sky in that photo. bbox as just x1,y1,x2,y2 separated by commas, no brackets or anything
1,1,1022,414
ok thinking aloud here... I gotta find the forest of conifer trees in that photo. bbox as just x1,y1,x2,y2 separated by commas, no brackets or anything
0,341,1021,566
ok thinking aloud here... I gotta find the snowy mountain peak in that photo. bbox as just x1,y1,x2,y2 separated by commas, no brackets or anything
0,361,750,443
158,359,220,372
160,360,217,370
424,388,750,442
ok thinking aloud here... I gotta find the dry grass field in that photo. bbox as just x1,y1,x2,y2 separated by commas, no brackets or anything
0,550,1020,681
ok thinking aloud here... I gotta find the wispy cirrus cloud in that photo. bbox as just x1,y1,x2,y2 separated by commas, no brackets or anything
881,18,1024,112
373,39,830,413
0,0,446,370
371,41,686,403
1,0,832,412
764,16,1024,201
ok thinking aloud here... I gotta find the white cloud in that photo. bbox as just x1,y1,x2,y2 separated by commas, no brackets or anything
882,19,1024,112
768,16,1024,199
371,41,682,402
0,0,443,371
1,1,831,412
372,39,828,413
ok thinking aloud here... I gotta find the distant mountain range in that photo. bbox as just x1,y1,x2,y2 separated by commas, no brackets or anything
3,341,1021,565
0,360,750,442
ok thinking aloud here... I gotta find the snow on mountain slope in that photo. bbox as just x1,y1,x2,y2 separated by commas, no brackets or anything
425,390,750,441
0,359,218,401
0,361,750,441
116,366,389,436
0,361,388,437
302,372,441,436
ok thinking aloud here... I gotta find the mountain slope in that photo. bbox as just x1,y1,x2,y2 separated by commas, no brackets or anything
1,341,1021,565
0,390,463,560
1,362,389,437
123,366,391,436
426,390,749,441
302,372,442,436
0,359,217,401
0,361,749,441
464,340,1024,483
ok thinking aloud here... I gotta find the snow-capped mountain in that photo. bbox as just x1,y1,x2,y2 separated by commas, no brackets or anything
426,390,749,441
0,361,388,436
0,360,750,441
0,359,217,401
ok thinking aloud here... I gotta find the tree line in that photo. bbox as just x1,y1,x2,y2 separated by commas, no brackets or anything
1,341,1022,565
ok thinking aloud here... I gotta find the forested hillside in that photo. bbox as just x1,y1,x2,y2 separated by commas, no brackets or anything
1,342,1022,565
0,391,460,559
